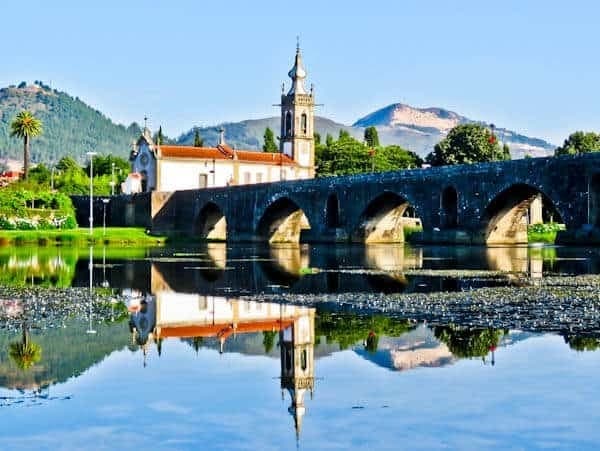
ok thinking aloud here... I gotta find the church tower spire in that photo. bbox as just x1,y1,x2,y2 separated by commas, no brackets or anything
280,43,315,177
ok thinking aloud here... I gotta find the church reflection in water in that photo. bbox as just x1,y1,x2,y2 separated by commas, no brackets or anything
128,290,315,438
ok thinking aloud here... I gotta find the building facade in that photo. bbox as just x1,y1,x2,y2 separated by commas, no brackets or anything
127,47,316,193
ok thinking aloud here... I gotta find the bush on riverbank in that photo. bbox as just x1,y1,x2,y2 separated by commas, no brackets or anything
0,227,167,246
528,222,565,243
0,188,77,230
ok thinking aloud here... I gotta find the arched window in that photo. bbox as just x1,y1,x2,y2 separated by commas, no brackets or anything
301,113,307,134
285,112,292,136
301,349,307,370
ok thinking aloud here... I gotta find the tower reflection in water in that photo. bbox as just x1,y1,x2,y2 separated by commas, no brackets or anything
127,291,315,438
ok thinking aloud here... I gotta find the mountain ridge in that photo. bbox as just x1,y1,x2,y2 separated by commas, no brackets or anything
0,82,555,165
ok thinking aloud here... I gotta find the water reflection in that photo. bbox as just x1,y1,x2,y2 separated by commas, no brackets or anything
3,243,600,295
127,293,316,437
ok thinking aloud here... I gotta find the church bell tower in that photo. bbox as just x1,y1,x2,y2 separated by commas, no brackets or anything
280,309,315,439
280,43,316,177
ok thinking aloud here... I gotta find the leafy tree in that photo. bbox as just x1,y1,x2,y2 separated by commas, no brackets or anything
364,126,380,148
56,156,83,173
9,323,42,371
338,129,350,140
29,163,51,185
313,132,321,146
85,155,129,178
158,126,164,145
554,131,600,156
10,111,43,179
563,334,600,352
193,128,204,147
262,127,278,152
434,325,506,359
502,143,511,160
317,134,422,176
426,123,502,166
325,133,334,147
262,331,278,353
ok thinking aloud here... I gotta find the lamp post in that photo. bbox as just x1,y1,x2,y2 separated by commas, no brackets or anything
86,151,98,236
110,162,115,196
87,245,97,334
102,198,110,236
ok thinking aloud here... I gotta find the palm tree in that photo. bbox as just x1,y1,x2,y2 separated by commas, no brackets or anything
8,323,42,371
10,111,43,180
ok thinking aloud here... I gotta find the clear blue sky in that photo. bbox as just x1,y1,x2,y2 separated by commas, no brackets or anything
1,0,598,144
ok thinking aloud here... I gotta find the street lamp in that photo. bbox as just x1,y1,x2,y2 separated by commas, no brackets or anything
87,245,97,334
102,198,110,236
110,162,116,196
86,151,98,236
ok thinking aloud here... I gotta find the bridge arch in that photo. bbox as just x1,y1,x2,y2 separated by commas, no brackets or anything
257,196,311,244
325,192,341,228
352,191,416,243
482,183,563,244
441,186,458,228
195,202,227,241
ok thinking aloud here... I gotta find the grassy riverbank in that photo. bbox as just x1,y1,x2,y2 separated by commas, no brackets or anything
0,227,168,246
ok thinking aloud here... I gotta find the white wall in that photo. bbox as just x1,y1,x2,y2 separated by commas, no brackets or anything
158,160,234,191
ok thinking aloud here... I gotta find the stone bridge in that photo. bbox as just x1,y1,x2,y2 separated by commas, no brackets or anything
79,153,600,245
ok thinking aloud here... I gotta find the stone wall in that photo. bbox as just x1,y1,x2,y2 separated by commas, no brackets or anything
72,153,600,244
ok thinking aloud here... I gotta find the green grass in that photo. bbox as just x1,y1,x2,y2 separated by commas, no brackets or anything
0,227,168,246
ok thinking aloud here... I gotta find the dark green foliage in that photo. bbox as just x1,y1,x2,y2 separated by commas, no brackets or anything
364,126,380,147
84,154,129,178
193,128,204,147
316,134,422,176
502,143,511,160
325,133,334,147
563,335,600,352
262,331,278,353
153,126,168,145
0,83,141,165
315,311,414,351
313,132,321,145
434,325,507,358
262,127,278,152
426,123,503,166
554,131,600,156
0,188,77,230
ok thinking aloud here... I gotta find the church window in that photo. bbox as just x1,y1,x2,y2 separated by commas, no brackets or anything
285,111,292,136
301,113,307,134
301,349,307,370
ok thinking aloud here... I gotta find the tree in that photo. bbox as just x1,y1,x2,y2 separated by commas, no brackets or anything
156,126,164,145
10,111,43,179
262,127,278,152
313,132,321,146
502,143,511,160
426,123,502,166
554,131,600,156
325,133,334,147
9,323,42,371
262,331,277,353
364,126,380,148
193,128,204,147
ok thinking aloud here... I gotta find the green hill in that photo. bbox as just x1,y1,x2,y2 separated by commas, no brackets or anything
0,81,140,165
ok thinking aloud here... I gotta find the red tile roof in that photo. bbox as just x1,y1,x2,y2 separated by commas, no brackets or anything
157,145,297,166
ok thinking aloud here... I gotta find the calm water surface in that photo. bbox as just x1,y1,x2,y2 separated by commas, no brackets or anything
0,244,599,450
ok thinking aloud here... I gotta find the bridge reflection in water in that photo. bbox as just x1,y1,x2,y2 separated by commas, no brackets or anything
128,293,315,438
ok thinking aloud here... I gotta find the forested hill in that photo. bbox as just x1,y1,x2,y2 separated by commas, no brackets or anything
0,81,140,164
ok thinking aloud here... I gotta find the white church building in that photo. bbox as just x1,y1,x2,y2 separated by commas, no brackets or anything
126,46,316,193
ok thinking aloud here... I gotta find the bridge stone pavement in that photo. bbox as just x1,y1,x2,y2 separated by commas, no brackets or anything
144,153,600,245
